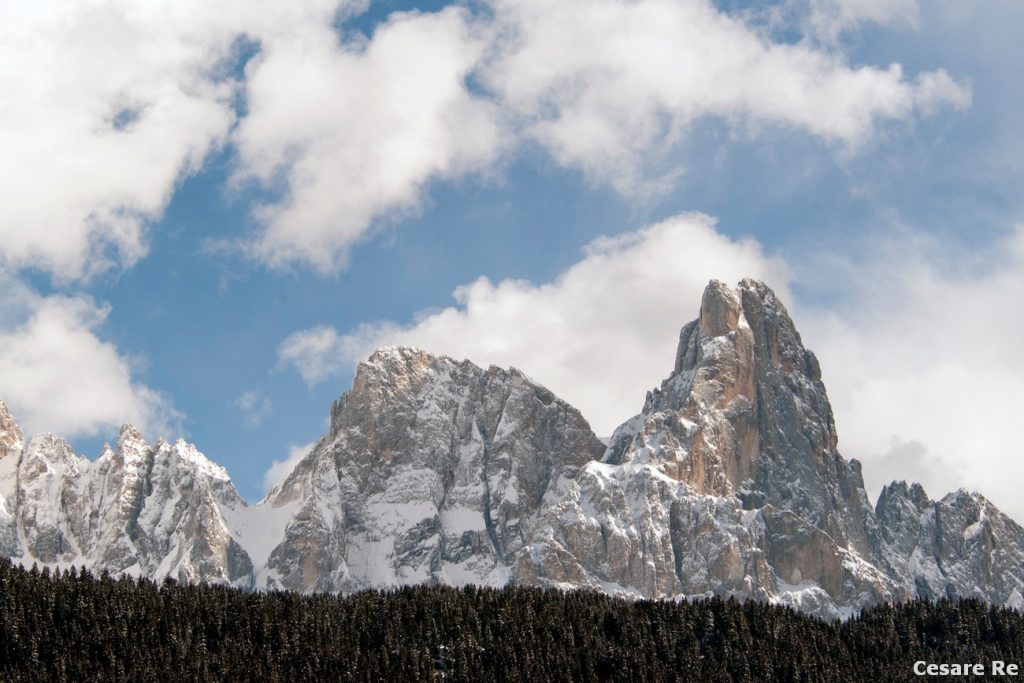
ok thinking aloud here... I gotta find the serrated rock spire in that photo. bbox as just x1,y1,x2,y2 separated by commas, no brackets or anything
0,400,24,461
698,278,743,337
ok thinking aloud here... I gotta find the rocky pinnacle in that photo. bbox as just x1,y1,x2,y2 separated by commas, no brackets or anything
0,400,24,461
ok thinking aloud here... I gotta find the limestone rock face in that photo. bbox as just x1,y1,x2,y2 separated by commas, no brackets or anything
876,482,1024,605
0,413,254,585
2,279,1023,619
261,347,606,592
0,400,23,462
0,401,25,557
698,279,743,337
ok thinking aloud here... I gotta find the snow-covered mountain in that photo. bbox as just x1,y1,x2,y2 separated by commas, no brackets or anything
2,279,1022,618
0,421,251,584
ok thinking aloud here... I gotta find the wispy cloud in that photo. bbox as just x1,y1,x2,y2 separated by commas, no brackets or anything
235,0,968,270
797,224,1024,517
277,325,377,387
234,390,273,427
482,0,968,197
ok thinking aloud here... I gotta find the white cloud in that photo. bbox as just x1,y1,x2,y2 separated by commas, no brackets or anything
277,325,374,387
232,7,503,272
0,0,241,280
1,0,969,277
0,0,372,280
229,0,968,270
797,225,1024,519
2,0,497,280
0,290,180,441
234,390,272,427
262,441,317,494
277,212,790,434
484,0,969,195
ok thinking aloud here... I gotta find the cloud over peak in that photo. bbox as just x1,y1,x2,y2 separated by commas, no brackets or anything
277,216,1024,521
277,212,791,433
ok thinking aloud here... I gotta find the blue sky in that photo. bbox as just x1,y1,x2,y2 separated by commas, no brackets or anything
2,0,1023,517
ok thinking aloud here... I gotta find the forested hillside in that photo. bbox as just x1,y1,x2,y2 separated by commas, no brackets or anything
1,557,1022,681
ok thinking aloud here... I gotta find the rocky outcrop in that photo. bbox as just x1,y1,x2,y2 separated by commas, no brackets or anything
0,418,253,585
0,400,23,462
0,401,25,557
513,279,895,616
248,279,1022,616
262,348,606,592
1,279,1022,619
877,482,1024,605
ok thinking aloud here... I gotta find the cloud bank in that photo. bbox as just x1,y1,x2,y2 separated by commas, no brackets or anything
797,226,1024,518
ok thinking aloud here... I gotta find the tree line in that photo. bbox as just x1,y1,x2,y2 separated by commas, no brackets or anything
1,557,1022,681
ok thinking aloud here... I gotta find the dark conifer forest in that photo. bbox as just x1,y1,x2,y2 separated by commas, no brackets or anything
1,557,1023,681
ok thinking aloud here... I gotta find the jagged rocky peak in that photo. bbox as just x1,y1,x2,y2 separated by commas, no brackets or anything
353,345,432,385
21,432,80,472
110,424,152,481
329,346,444,439
875,481,1024,604
115,422,148,456
877,480,931,519
675,278,828,401
0,407,254,585
521,278,895,612
325,345,603,470
0,400,24,460
267,345,606,593
607,278,874,556
698,278,743,337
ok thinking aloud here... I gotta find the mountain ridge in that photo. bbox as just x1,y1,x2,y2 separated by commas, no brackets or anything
2,278,1022,618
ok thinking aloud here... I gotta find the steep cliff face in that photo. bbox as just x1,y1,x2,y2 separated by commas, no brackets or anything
261,348,606,592
877,481,1024,606
517,279,894,616
0,401,25,557
605,280,875,555
0,418,253,585
1,280,1022,618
